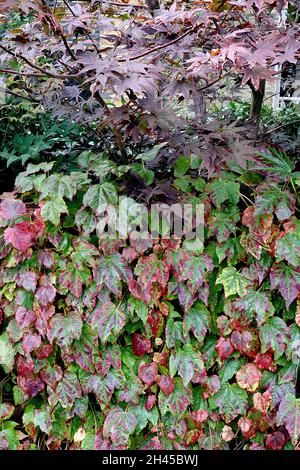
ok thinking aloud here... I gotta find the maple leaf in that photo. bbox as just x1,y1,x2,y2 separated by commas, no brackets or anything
90,301,126,344
216,267,249,298
214,383,248,423
103,407,137,446
270,263,300,309
236,363,262,392
169,344,204,387
259,317,290,360
276,393,300,445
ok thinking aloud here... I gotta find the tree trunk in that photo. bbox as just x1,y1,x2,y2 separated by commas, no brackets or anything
249,79,266,124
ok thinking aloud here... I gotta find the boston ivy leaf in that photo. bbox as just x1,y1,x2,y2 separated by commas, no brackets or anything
83,183,118,213
132,333,152,357
216,266,248,298
165,318,184,348
214,384,248,423
0,199,26,221
47,311,83,349
254,185,295,221
4,222,33,252
232,290,275,326
90,301,126,344
41,196,68,226
270,263,300,309
236,363,262,392
206,178,240,208
208,206,240,243
55,371,82,409
183,301,211,343
59,263,91,299
158,378,193,419
134,254,170,290
275,227,300,267
169,344,204,387
93,254,132,297
276,393,300,445
138,362,158,387
0,403,14,420
259,317,290,360
103,407,137,446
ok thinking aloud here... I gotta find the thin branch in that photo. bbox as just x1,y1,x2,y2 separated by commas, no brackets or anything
265,119,300,135
118,26,197,62
0,44,77,79
0,66,77,80
198,71,231,92
0,86,39,103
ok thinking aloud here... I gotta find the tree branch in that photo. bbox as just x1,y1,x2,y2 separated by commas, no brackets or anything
119,26,197,62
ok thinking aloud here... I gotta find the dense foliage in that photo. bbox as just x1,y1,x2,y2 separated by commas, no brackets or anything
0,0,300,452
0,151,299,450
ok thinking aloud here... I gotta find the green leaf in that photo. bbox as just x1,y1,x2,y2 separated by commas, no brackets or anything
41,196,68,225
103,407,137,446
169,344,204,386
174,155,190,177
216,267,248,298
259,317,290,360
91,301,126,344
47,311,83,349
275,226,300,267
83,183,117,213
159,378,193,419
183,301,211,344
276,393,300,445
214,384,248,423
0,333,15,371
206,178,240,208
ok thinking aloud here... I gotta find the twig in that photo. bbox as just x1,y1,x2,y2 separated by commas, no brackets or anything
118,26,197,62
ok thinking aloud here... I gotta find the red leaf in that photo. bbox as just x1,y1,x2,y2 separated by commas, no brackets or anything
4,222,33,252
265,431,286,450
158,375,175,395
132,333,151,357
215,337,234,361
145,394,156,411
254,351,274,371
22,333,42,354
0,199,26,220
138,362,158,387
236,363,262,392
